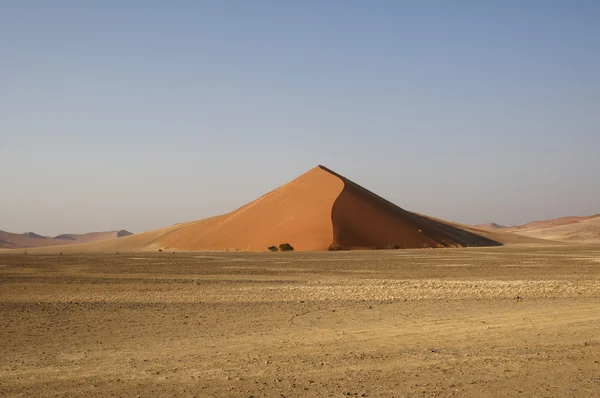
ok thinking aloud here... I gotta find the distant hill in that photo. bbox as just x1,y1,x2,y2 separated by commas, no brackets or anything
53,230,133,243
0,231,77,249
504,214,600,243
24,232,47,239
7,165,513,254
0,229,133,249
473,222,508,230
507,214,600,231
55,234,77,241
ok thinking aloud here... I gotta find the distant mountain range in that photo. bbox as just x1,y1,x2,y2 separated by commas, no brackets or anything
0,229,133,249
3,165,542,254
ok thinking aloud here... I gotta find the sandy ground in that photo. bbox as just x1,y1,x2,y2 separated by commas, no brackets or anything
1,245,599,397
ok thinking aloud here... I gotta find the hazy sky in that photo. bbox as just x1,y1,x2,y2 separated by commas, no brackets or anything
1,1,599,235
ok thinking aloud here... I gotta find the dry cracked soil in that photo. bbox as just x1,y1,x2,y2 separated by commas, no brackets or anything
1,245,600,397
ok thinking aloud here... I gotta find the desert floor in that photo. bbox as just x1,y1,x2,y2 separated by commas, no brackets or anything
1,245,599,397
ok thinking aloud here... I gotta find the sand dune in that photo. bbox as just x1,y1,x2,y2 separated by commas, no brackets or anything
474,222,507,230
506,214,600,232
507,215,600,243
0,229,133,249
55,230,133,243
10,166,517,254
471,214,600,244
0,230,72,249
158,165,345,251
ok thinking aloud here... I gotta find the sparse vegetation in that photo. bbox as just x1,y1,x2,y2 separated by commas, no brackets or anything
278,243,294,252
386,244,401,250
268,246,279,252
158,249,163,252
328,244,344,251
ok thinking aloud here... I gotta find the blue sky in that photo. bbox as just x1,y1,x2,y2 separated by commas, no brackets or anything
1,1,599,235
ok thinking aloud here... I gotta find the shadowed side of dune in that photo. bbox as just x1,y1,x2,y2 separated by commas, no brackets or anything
324,167,501,249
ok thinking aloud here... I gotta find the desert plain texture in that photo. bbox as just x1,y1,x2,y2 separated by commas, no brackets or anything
1,244,599,397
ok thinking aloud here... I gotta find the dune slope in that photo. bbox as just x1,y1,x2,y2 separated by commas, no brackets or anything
327,167,501,249
10,165,513,253
158,166,345,251
0,229,133,249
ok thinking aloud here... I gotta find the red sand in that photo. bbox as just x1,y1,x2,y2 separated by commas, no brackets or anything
7,166,514,253
158,166,345,251
506,214,600,231
157,165,500,251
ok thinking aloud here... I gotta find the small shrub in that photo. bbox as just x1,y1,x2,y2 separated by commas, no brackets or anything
328,244,343,251
158,249,163,252
386,244,401,250
59,252,63,256
268,246,279,252
279,243,294,252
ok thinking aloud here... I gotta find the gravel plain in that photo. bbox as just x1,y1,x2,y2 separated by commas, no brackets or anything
1,245,599,397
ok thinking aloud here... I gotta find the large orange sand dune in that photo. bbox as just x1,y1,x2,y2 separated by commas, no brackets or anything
10,166,513,253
